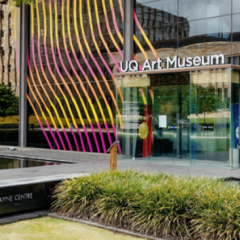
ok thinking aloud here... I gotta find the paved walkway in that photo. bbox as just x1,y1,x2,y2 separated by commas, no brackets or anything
0,147,240,180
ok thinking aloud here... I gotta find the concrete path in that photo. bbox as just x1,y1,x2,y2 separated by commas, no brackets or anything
0,147,240,180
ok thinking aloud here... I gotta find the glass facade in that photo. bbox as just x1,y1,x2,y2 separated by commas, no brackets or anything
1,0,240,169
117,69,238,168
134,0,238,65
116,0,240,169
27,0,123,152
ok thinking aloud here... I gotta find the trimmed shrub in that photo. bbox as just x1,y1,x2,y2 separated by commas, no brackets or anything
52,170,240,240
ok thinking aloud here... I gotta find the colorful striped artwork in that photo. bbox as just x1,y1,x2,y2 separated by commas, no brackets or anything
13,0,158,153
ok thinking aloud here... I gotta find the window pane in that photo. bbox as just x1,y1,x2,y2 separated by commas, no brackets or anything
136,0,178,16
190,69,231,166
135,0,178,63
0,4,20,146
178,16,231,58
233,14,240,41
233,0,240,14
232,14,240,65
179,0,231,21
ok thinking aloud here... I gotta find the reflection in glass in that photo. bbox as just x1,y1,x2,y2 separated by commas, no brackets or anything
0,4,20,146
232,14,240,65
151,73,190,160
116,75,150,159
179,0,231,21
136,0,178,16
135,0,181,63
178,16,231,59
0,157,64,170
233,0,240,14
231,69,240,168
179,16,231,46
118,70,233,168
190,69,231,166
0,86,19,146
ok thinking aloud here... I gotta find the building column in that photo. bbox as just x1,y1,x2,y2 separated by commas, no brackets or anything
124,0,134,62
123,0,134,157
18,3,29,148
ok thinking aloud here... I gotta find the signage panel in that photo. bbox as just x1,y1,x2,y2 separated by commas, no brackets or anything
0,181,58,216
159,115,167,128
120,54,225,73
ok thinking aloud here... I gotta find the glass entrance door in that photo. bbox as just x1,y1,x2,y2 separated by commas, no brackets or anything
151,73,190,163
117,70,231,168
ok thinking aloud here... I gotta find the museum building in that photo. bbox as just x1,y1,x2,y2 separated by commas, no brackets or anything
0,0,240,169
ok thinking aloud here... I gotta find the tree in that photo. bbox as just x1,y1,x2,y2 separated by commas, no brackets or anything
0,0,34,8
182,84,226,116
0,84,19,116
13,0,34,5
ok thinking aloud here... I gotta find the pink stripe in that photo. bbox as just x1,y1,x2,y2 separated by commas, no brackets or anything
97,25,121,72
89,123,100,153
138,62,143,71
63,129,73,151
46,120,60,150
111,7,120,34
90,53,106,77
104,13,123,59
38,119,53,149
83,126,93,152
56,129,66,150
70,127,79,151
44,44,52,72
83,56,97,77
96,122,107,153
73,53,88,79
98,53,117,82
76,127,86,152
104,122,113,147
51,46,63,77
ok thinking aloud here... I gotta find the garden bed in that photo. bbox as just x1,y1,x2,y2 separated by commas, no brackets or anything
52,170,240,240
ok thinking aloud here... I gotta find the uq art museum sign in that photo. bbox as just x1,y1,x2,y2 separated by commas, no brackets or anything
120,54,225,72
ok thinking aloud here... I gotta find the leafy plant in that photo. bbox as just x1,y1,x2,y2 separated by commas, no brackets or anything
0,85,19,117
52,170,240,240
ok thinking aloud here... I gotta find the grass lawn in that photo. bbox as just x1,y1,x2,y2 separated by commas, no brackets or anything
0,217,143,240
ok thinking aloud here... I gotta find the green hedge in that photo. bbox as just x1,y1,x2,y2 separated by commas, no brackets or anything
52,170,240,240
